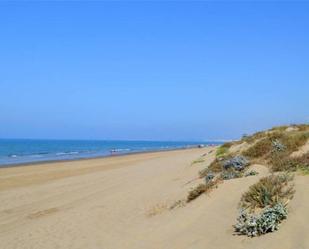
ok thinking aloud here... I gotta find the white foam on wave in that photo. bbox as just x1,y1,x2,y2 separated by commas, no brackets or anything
56,151,80,156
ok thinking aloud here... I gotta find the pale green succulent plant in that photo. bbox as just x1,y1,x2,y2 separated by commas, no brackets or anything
234,203,288,237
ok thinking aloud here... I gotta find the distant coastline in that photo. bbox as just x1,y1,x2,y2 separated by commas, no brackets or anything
0,146,220,169
0,139,222,168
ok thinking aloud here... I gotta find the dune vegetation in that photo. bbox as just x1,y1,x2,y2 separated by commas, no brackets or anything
188,124,309,237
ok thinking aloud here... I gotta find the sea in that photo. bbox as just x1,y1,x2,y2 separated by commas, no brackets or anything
0,139,221,167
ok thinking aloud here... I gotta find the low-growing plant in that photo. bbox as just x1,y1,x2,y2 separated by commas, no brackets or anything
216,146,228,158
199,159,223,178
216,142,233,157
281,132,309,152
270,125,289,132
222,156,249,171
220,168,243,180
244,170,259,177
169,199,186,210
199,167,209,178
272,139,286,152
269,152,299,172
146,203,168,217
270,152,309,172
187,178,221,202
204,172,215,183
234,203,288,237
241,125,309,149
191,157,205,165
187,184,207,202
293,153,309,173
299,166,309,175
199,155,249,178
242,138,273,158
241,130,308,160
240,174,294,210
294,124,309,131
241,131,266,144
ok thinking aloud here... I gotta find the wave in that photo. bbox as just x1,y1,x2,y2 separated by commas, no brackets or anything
8,152,49,157
0,140,213,166
56,151,80,156
8,151,82,158
110,148,131,152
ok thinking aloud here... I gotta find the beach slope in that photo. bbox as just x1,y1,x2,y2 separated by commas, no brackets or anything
0,147,309,249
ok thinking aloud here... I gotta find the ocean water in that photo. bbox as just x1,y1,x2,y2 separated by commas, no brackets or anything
0,139,221,167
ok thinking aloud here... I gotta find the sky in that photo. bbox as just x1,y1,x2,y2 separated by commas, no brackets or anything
0,1,309,141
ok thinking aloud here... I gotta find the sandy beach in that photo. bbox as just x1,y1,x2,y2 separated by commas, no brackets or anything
1,147,309,249
2,1,308,248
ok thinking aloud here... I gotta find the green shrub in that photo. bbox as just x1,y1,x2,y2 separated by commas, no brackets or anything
216,146,229,158
236,173,293,237
240,174,294,210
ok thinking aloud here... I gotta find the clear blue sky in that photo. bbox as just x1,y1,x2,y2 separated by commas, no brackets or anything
1,2,309,141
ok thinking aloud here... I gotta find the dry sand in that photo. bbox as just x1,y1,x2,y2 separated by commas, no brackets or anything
1,147,309,249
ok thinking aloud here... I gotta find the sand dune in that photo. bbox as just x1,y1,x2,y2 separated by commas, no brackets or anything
0,148,308,249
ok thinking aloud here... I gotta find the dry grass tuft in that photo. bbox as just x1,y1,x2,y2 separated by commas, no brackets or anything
242,138,273,158
187,178,221,202
270,125,289,132
191,157,205,165
269,152,298,172
281,132,309,152
242,131,284,158
169,199,186,209
293,124,309,131
241,131,266,144
242,130,309,163
146,203,169,217
187,184,207,202
240,174,294,210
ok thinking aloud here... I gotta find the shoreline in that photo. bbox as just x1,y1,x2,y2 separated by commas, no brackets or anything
0,147,215,248
0,145,216,169
2,143,308,249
